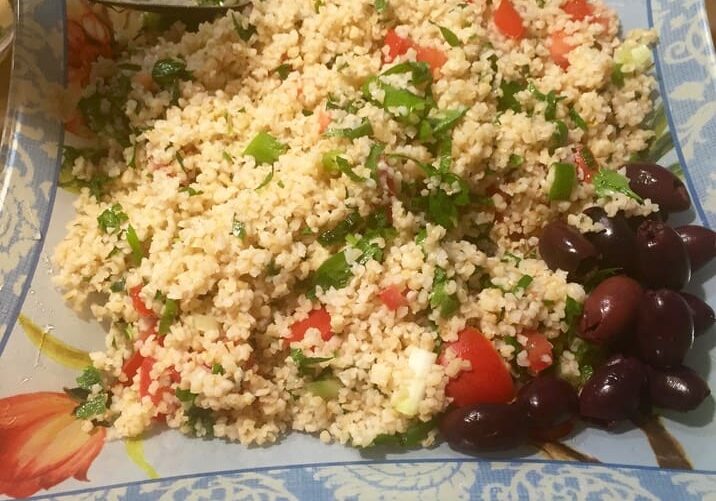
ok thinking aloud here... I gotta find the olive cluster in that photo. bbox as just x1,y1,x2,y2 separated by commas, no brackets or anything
439,163,714,452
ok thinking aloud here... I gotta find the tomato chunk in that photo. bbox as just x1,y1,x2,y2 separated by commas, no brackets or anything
138,357,156,401
494,0,525,40
122,351,145,381
439,328,515,407
379,285,408,311
524,331,554,375
561,0,594,21
415,46,448,75
384,29,413,62
318,110,332,133
574,145,595,182
550,31,574,69
129,285,155,318
287,307,333,344
384,29,447,76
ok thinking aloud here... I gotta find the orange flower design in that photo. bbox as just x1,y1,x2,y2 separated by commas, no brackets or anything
66,0,113,88
0,392,106,498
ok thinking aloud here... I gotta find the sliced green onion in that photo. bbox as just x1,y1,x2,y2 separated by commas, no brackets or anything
158,298,178,336
306,378,342,400
126,224,144,266
549,120,569,152
244,131,287,165
569,107,588,130
548,162,577,201
611,64,625,88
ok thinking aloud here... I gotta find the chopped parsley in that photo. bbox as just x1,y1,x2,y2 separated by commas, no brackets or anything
592,168,643,202
211,363,225,375
274,63,292,81
126,224,144,266
290,348,333,376
152,58,193,102
429,267,459,318
231,215,247,239
231,12,256,41
97,204,128,234
325,118,374,139
158,298,178,336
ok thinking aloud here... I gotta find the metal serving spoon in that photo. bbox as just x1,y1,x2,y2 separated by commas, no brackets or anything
89,0,240,15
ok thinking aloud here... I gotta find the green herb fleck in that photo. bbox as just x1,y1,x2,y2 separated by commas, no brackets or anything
430,267,459,318
593,168,643,202
158,298,178,336
231,215,247,240
290,348,333,376
212,363,225,375
97,204,128,234
231,12,256,41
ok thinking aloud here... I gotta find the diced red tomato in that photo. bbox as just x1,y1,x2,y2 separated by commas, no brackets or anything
384,29,414,62
383,30,447,76
286,307,333,345
415,46,448,75
138,357,156,401
494,0,525,40
524,331,554,375
318,110,332,133
574,145,596,182
561,0,594,21
122,351,145,381
439,328,515,407
138,357,176,406
129,285,155,318
379,285,408,311
550,31,574,69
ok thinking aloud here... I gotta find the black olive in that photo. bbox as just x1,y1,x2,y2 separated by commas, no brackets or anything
647,365,711,412
440,403,528,452
579,355,647,424
516,375,578,432
675,225,716,273
635,220,691,290
578,275,643,345
635,289,694,368
583,207,637,273
679,292,715,337
625,163,691,213
539,221,598,280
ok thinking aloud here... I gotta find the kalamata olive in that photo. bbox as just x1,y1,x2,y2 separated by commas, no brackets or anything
679,292,715,337
626,211,665,233
647,366,711,412
539,221,598,279
635,289,694,368
583,207,637,273
578,275,643,345
635,220,691,290
625,163,691,213
675,225,716,273
516,375,578,432
579,355,647,423
440,403,528,451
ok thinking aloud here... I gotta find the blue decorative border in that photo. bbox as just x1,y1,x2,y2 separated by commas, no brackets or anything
24,459,716,501
647,0,716,229
0,0,715,499
0,1,65,354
